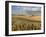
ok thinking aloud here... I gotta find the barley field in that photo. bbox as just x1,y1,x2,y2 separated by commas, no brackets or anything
12,16,41,31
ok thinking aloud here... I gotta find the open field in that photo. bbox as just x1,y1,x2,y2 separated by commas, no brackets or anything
12,16,41,31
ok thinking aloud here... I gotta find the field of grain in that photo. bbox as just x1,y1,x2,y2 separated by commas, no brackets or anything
12,16,41,31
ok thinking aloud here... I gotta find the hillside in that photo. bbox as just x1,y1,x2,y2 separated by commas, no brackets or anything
12,16,41,31
12,16,41,22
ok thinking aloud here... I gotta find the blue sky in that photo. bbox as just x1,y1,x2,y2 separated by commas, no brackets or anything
12,5,41,16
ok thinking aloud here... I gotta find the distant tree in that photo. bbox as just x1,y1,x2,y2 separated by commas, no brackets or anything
32,15,34,16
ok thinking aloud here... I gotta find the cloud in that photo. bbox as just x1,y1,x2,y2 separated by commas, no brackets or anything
12,6,41,16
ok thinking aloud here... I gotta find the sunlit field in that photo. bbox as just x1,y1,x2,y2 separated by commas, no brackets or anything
12,16,41,31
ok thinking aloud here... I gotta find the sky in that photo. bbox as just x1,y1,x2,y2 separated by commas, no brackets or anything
12,5,41,16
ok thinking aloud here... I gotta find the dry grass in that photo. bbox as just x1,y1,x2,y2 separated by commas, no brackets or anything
12,16,41,31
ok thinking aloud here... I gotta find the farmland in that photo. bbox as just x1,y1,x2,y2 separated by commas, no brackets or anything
12,16,41,31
